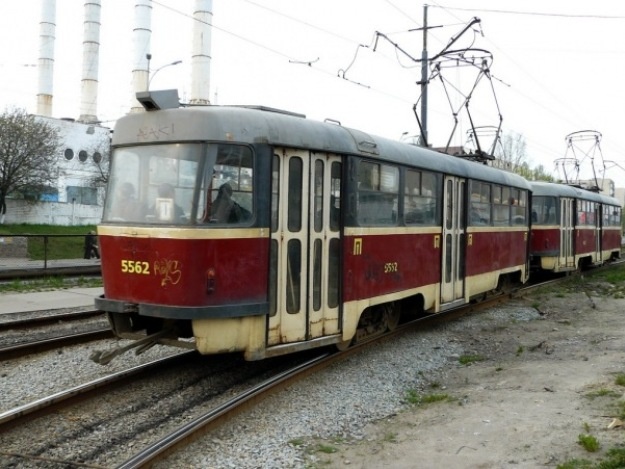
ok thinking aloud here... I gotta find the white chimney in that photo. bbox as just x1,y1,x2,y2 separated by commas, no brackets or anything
37,0,56,117
130,0,152,113
189,0,212,105
79,0,102,123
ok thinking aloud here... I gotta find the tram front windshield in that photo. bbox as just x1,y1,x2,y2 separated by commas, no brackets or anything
102,143,254,225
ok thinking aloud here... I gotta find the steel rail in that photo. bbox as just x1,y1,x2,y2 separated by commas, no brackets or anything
0,328,113,360
0,310,105,331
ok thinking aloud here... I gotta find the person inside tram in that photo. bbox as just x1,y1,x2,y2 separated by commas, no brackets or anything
111,182,145,221
210,183,239,223
210,182,250,223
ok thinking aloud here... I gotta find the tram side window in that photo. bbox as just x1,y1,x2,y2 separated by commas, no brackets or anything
511,188,527,225
532,196,557,224
609,206,622,226
201,145,254,225
470,181,491,225
330,162,342,232
357,161,399,226
271,154,280,232
404,169,439,225
492,185,508,226
577,200,595,226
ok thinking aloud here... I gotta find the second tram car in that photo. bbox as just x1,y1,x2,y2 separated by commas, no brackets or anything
96,91,532,360
530,181,622,273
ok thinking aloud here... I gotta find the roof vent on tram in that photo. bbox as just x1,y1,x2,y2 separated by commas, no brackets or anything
136,89,180,111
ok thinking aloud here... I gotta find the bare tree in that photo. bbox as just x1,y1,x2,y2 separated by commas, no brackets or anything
500,131,528,173
0,108,61,223
87,133,111,186
530,164,554,182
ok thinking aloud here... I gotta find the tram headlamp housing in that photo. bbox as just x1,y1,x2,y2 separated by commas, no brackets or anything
206,268,216,294
136,89,180,111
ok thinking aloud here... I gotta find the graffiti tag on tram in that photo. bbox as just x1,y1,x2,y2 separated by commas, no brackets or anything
137,123,175,141
154,259,182,286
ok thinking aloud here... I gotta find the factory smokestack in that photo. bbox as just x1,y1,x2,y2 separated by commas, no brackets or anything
190,0,212,105
130,0,152,113
79,0,101,123
37,0,56,117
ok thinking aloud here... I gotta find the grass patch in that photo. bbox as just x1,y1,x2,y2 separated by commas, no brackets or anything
614,374,625,387
405,390,451,406
0,276,102,294
577,434,600,452
556,459,593,469
584,389,621,400
558,447,625,469
601,447,625,468
458,354,484,365
314,444,338,454
288,438,306,447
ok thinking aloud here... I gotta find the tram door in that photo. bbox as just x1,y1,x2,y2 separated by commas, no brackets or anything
593,203,602,262
440,176,466,307
560,198,575,268
268,149,342,346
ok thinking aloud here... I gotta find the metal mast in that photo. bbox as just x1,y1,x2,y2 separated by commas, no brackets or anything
419,4,428,146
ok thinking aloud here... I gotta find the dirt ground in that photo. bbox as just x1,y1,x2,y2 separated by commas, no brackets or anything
318,277,625,468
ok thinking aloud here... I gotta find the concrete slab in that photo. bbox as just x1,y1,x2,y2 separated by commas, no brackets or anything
0,287,103,314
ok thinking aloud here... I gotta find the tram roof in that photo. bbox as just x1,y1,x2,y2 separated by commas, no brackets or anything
530,181,620,206
113,104,530,189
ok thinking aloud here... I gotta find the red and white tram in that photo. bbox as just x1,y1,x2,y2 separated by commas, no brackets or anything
530,181,622,273
96,91,531,360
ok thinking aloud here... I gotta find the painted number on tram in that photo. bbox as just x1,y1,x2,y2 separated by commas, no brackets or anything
121,260,150,275
384,262,398,273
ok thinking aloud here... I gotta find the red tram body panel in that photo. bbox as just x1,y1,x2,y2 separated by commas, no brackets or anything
341,231,442,303
576,228,597,257
465,230,528,277
98,231,269,309
530,227,559,258
602,228,622,253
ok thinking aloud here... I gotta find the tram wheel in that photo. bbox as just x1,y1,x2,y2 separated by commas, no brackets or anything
335,338,352,351
382,302,401,331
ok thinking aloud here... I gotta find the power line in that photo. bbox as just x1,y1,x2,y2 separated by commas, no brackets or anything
435,6,625,20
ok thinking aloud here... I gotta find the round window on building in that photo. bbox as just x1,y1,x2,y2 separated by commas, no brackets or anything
93,152,102,164
79,150,88,162
64,148,74,160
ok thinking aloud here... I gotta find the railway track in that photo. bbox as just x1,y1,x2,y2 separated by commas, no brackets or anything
1,262,622,467
0,352,194,432
0,309,112,359
0,309,105,331
0,348,327,467
0,328,113,360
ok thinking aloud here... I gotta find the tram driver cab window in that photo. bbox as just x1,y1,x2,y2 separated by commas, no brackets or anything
199,144,254,225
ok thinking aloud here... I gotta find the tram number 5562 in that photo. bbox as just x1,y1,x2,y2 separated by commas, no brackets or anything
121,259,150,275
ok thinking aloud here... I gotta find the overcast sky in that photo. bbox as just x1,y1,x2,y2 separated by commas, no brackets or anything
1,0,624,186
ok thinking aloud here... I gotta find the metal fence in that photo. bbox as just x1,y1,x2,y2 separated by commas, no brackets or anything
0,234,101,279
